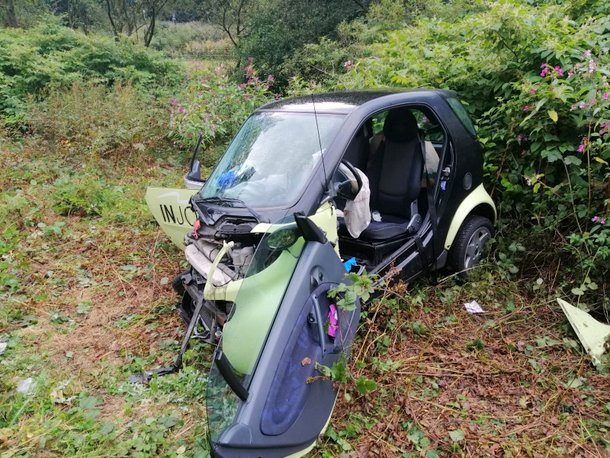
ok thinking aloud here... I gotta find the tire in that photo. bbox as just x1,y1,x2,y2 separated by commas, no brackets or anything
449,215,492,274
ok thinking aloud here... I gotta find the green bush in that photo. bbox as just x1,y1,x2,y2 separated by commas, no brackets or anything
0,23,181,122
51,174,119,217
151,21,231,58
27,81,170,158
327,0,609,305
169,61,274,161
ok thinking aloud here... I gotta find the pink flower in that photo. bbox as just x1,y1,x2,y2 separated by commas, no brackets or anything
577,144,585,153
568,71,574,78
592,215,599,222
602,218,607,225
523,105,530,112
529,88,538,94
267,74,275,82
604,92,609,101
554,66,564,77
584,49,592,58
588,59,596,73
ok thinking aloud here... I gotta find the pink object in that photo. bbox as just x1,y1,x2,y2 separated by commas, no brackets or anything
328,304,338,338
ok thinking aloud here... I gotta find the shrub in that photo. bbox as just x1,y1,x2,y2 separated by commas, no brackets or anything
51,175,119,217
329,0,610,306
169,61,275,161
27,81,170,158
0,23,181,123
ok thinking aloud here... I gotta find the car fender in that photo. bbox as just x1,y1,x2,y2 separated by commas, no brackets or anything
443,183,496,250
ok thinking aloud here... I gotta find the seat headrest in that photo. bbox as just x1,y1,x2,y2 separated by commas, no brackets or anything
383,108,419,142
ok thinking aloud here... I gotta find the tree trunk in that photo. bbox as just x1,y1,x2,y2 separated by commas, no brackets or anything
1,0,18,28
144,6,156,47
104,0,120,40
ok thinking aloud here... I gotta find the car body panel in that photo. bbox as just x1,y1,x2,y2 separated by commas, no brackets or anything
145,187,196,248
443,183,496,250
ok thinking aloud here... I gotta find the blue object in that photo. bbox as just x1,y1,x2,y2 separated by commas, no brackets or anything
343,257,357,272
217,170,237,188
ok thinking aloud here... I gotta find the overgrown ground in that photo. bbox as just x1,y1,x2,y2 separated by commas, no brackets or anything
1,138,609,457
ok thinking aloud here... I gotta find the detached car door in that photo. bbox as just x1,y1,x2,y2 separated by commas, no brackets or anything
206,214,361,458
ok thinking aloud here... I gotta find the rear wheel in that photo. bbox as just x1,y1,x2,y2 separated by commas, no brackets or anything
450,215,492,273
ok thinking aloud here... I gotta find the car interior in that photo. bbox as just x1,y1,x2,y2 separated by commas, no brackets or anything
334,106,449,266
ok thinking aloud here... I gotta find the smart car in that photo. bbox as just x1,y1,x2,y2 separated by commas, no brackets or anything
145,90,496,457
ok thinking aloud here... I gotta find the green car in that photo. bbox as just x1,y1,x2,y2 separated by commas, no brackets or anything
146,90,495,457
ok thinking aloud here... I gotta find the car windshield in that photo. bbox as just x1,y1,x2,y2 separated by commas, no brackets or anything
197,111,345,208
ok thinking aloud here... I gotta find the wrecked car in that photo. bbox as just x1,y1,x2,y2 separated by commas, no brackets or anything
145,90,496,457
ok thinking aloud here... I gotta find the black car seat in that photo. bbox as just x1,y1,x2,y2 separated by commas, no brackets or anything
342,122,371,171
359,107,423,240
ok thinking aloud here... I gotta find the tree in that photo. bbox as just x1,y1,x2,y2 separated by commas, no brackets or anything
201,0,251,49
0,0,19,27
102,0,173,46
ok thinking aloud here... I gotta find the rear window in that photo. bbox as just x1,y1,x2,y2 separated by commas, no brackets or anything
446,97,476,137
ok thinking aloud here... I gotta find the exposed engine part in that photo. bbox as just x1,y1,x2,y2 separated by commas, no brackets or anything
185,244,234,286
230,245,255,276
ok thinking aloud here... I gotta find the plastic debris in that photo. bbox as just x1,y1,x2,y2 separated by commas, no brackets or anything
16,377,36,395
0,342,7,355
557,298,610,368
464,300,484,314
328,304,338,338
343,257,357,272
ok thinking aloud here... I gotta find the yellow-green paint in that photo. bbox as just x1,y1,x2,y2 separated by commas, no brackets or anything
145,187,197,249
444,184,496,250
222,238,305,375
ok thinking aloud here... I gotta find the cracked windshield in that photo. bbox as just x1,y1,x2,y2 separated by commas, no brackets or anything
198,111,344,207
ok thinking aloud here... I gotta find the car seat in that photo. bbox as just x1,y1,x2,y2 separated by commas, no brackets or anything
358,107,423,240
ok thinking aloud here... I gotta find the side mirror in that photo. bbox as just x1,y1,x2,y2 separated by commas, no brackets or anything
187,159,202,182
184,134,206,190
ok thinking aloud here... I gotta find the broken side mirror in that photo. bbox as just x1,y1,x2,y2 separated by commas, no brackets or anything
184,134,206,190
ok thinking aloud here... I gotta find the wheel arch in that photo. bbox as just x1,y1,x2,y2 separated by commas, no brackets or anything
444,184,496,251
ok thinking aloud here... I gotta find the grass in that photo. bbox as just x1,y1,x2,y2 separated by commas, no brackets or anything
1,128,609,457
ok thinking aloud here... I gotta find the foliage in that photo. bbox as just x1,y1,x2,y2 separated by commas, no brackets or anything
151,21,231,57
0,23,181,122
237,0,367,85
169,61,274,156
327,271,376,312
28,81,170,158
325,0,610,307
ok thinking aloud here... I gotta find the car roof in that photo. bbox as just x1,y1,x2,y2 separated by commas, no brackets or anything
256,89,457,114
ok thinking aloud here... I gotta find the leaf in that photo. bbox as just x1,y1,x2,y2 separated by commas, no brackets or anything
594,156,609,165
449,429,465,442
355,375,377,394
563,155,582,166
548,110,558,122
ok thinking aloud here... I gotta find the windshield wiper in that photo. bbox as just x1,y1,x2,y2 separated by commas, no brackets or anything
198,196,264,222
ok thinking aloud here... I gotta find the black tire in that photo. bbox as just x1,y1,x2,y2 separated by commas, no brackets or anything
449,215,493,274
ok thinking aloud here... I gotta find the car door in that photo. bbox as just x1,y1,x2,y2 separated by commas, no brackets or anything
206,214,361,458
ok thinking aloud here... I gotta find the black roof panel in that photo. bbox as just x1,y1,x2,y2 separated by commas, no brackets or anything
257,90,455,114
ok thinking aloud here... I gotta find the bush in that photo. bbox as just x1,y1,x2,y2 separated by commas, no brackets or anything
169,61,274,162
151,21,231,58
51,174,119,217
328,0,610,306
27,81,170,158
0,23,181,123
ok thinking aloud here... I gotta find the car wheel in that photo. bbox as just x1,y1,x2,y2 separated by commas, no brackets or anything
450,215,492,274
